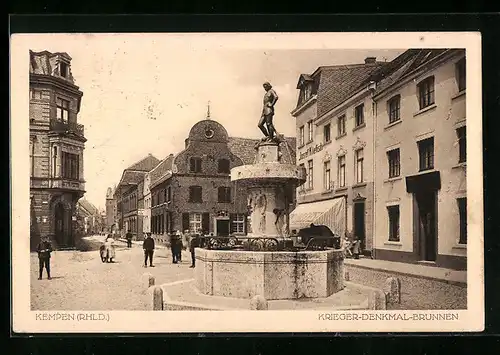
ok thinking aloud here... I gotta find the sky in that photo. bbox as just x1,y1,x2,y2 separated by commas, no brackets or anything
27,34,404,210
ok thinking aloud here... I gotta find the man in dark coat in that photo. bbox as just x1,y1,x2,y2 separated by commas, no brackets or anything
142,233,155,267
126,230,133,248
37,236,53,280
189,231,200,268
170,231,181,264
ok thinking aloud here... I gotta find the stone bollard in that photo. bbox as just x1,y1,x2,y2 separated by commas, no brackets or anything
384,277,401,304
250,295,268,310
367,289,387,310
142,273,155,288
344,270,350,281
152,286,164,311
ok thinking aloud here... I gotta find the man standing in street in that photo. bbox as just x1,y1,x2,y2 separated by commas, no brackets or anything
189,230,201,268
170,231,181,264
142,233,155,267
126,229,133,248
37,235,53,280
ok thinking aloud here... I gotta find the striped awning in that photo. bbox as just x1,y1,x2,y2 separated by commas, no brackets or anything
289,197,346,237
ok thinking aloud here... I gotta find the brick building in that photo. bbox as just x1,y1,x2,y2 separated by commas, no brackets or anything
149,118,296,241
114,154,160,240
29,50,86,250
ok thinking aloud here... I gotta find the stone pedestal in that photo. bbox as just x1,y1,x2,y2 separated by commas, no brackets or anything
231,140,306,238
195,248,344,300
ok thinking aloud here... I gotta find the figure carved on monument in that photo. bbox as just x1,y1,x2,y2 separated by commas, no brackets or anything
254,193,267,233
273,208,285,236
258,82,279,143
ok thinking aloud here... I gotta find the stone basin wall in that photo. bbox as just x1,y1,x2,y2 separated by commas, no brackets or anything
195,248,344,300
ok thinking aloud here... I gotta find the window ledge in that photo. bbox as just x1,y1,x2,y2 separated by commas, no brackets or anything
335,186,348,193
352,182,367,188
384,241,402,246
336,133,347,140
451,90,466,101
453,244,467,250
321,189,334,195
306,140,314,145
323,140,332,146
352,123,366,132
297,144,305,149
452,162,467,169
384,119,402,130
413,104,437,117
384,176,403,183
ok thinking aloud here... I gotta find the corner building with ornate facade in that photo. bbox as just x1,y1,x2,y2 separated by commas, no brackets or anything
29,50,86,250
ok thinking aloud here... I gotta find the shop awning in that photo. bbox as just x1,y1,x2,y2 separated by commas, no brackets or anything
289,197,346,237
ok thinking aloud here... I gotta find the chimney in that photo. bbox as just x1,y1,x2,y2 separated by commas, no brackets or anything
365,57,376,64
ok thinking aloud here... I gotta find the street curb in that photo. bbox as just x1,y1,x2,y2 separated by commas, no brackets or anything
344,262,467,287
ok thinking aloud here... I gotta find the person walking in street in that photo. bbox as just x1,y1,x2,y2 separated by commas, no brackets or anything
143,233,155,267
170,231,181,264
189,230,200,268
126,230,133,248
37,236,53,280
104,234,116,262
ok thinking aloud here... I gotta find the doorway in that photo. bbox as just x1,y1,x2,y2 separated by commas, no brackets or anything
216,219,230,236
415,191,437,262
54,203,66,246
353,201,366,250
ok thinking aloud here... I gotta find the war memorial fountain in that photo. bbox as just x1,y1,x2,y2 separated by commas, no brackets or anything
156,83,390,310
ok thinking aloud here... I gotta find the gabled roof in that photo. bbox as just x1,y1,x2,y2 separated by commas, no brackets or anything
126,154,161,171
149,154,175,186
77,198,100,216
315,62,387,116
227,137,260,165
228,136,296,165
121,170,147,185
370,49,451,97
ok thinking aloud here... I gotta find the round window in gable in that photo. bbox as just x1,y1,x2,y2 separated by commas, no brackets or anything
204,127,215,139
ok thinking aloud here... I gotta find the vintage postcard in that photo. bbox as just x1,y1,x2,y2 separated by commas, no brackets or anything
11,32,484,333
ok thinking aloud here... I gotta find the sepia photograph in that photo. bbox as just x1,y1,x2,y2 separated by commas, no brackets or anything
11,32,484,333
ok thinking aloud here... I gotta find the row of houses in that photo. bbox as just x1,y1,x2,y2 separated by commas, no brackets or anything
106,118,296,242
290,49,467,270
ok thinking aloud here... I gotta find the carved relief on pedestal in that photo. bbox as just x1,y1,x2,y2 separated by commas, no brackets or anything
255,193,267,234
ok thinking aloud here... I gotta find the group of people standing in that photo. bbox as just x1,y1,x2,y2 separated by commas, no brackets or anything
140,230,204,269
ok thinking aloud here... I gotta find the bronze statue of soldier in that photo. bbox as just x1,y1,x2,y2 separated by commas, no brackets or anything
258,82,279,142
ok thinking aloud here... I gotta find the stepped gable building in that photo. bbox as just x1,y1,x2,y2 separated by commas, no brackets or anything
290,57,387,256
29,50,86,250
372,49,467,270
149,118,296,240
114,154,160,240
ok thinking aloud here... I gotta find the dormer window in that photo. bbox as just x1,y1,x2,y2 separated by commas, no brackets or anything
59,61,68,78
303,84,312,102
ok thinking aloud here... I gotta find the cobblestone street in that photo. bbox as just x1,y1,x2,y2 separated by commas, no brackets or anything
345,266,467,310
30,238,195,311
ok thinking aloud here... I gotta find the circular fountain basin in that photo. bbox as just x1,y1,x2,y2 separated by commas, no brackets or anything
231,162,306,186
194,248,344,300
